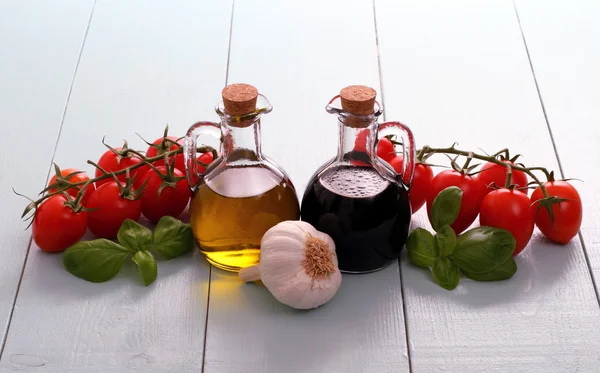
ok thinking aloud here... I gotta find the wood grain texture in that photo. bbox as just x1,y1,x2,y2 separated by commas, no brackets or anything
376,0,600,372
0,0,232,371
514,0,600,289
202,0,410,372
0,0,93,351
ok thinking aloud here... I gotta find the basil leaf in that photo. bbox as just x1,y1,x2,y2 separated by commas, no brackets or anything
117,219,153,252
435,225,456,257
449,226,516,274
429,186,463,231
153,216,194,259
132,250,158,286
63,239,130,283
463,257,517,281
431,257,460,291
406,228,436,268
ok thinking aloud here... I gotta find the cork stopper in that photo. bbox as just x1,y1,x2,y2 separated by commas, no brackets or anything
340,85,377,116
221,83,258,116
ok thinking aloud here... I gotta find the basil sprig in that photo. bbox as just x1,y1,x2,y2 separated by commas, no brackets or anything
63,216,194,286
407,186,518,290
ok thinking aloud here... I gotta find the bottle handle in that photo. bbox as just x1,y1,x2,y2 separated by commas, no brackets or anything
378,121,416,187
183,121,222,188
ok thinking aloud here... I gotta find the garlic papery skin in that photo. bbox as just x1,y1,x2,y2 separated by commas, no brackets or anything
239,220,342,310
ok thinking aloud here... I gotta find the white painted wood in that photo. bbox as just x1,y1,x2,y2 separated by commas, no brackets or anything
376,0,600,372
0,0,93,351
203,0,410,372
0,0,232,371
514,0,600,289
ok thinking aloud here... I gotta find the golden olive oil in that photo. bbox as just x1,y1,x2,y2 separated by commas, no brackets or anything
190,167,300,272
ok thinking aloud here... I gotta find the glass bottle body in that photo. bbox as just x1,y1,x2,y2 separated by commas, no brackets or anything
185,98,300,272
300,98,415,273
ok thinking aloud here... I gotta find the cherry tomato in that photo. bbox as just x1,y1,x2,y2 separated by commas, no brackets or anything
377,137,396,162
197,152,214,174
87,181,142,238
354,130,369,153
389,157,433,214
354,130,397,162
477,161,528,195
48,168,96,204
531,181,582,244
146,136,185,172
32,195,87,252
140,166,191,223
95,148,149,188
480,188,535,256
426,170,487,234
185,151,215,187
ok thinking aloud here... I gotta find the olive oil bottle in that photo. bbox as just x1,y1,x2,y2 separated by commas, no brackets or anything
184,84,300,272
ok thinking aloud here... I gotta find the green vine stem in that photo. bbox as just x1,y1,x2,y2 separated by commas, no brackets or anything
16,137,216,220
417,145,553,198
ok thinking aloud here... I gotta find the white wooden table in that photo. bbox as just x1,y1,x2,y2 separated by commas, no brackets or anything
1,0,599,372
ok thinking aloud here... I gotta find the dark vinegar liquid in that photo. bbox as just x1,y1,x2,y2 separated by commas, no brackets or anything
300,166,411,273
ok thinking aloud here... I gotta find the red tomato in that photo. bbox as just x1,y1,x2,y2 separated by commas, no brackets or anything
186,151,215,187
426,170,487,234
480,189,535,256
389,157,433,214
197,152,214,174
531,181,582,244
87,181,142,238
140,166,191,223
477,161,528,195
354,130,397,162
354,130,369,153
32,195,88,252
95,148,149,188
48,168,96,204
377,137,396,162
146,136,185,172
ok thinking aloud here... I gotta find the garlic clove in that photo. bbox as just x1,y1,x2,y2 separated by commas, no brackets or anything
239,220,342,310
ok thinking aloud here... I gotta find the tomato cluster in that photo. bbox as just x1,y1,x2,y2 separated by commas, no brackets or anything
361,136,583,255
422,165,581,255
32,135,214,253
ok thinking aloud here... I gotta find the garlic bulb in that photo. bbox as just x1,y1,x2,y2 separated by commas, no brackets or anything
239,220,342,310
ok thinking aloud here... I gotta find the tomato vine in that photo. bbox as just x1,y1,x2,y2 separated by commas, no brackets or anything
15,126,218,223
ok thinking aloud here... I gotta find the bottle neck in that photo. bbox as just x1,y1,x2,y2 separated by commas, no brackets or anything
222,118,262,162
337,117,378,165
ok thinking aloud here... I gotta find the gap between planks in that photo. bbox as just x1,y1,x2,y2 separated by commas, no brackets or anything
372,0,413,371
201,0,236,371
0,0,97,360
511,0,600,308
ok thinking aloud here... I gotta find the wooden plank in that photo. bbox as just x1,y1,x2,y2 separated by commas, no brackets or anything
0,0,93,353
0,0,232,371
375,0,600,372
514,0,600,291
202,0,410,372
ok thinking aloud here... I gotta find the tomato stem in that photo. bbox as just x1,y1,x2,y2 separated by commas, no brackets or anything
504,163,513,189
418,145,552,198
16,137,216,218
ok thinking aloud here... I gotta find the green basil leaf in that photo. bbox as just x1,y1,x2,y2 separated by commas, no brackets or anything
463,257,517,281
117,219,153,252
63,239,130,283
429,186,463,231
406,228,436,268
449,226,516,274
153,216,194,259
431,257,460,291
435,225,457,257
132,250,158,286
